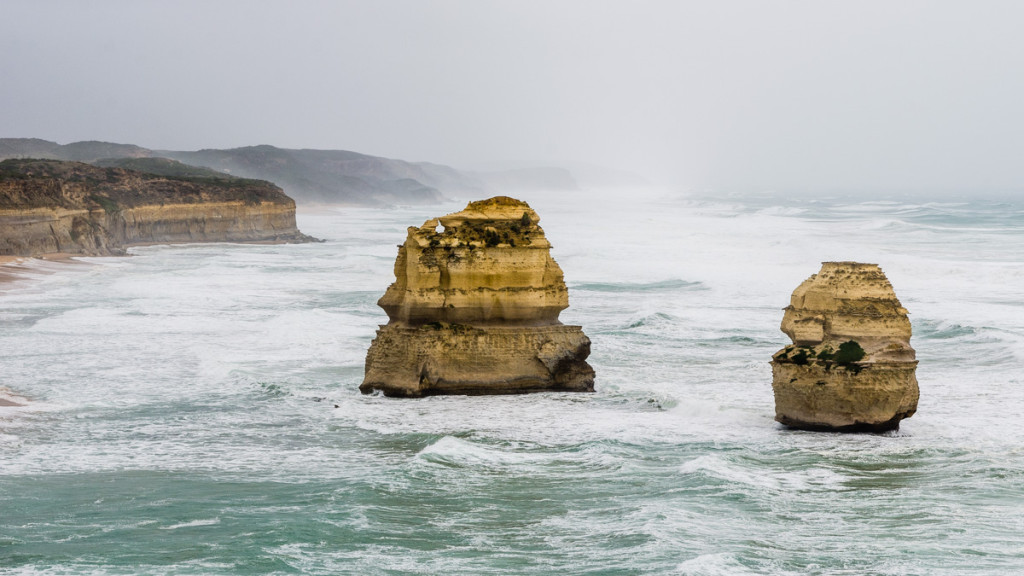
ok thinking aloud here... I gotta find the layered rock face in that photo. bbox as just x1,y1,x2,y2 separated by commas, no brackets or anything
0,159,312,256
361,196,594,397
770,262,919,431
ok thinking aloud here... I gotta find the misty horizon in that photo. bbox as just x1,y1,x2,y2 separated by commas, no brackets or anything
3,1,1024,193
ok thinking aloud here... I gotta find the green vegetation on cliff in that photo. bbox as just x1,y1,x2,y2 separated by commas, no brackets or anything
0,158,293,210
93,157,233,180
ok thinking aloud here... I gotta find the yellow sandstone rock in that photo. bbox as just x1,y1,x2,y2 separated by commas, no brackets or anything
770,262,919,431
361,196,594,397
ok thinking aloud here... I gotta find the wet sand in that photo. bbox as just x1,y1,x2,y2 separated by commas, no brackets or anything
0,253,84,289
0,256,29,285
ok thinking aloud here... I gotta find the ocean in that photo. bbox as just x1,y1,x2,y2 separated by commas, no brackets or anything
2,190,1023,575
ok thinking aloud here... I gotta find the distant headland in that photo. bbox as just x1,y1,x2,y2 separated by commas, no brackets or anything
0,138,592,206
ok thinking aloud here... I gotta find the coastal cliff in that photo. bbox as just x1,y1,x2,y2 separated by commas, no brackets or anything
0,159,312,257
361,196,594,397
770,262,919,431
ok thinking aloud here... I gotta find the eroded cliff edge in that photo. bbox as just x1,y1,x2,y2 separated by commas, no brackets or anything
361,196,594,397
770,262,919,431
0,159,313,256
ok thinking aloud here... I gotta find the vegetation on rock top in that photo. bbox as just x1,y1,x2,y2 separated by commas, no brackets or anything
0,158,293,210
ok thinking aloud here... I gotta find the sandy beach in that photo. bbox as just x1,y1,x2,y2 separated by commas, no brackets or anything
0,253,84,290
0,256,29,285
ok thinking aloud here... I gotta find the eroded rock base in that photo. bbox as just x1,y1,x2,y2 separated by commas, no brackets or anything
360,323,595,397
771,361,919,432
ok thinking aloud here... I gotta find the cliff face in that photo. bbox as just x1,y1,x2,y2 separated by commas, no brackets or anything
361,196,594,397
0,159,312,256
1,203,303,256
770,262,919,431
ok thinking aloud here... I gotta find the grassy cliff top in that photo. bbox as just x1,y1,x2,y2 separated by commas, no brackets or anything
0,158,295,210
92,157,235,180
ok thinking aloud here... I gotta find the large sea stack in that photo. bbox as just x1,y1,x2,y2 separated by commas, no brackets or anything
360,196,594,397
770,262,919,431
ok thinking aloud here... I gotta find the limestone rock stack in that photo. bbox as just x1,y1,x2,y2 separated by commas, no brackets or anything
360,196,594,397
770,262,919,431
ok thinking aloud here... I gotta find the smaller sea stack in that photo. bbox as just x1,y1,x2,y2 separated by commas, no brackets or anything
770,262,919,431
360,196,594,397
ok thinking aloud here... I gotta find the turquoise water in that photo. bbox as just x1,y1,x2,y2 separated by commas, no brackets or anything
2,191,1023,574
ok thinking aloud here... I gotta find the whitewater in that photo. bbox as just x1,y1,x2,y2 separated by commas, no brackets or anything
2,190,1023,575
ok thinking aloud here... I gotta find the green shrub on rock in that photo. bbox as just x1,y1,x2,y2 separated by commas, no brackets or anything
834,340,866,365
791,348,811,365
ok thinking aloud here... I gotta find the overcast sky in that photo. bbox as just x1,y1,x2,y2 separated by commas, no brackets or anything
3,1,1023,191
